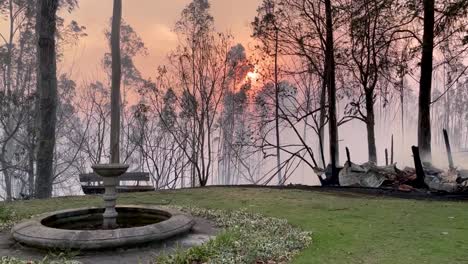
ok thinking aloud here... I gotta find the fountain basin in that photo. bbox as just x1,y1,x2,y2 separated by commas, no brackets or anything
91,163,129,178
11,205,195,250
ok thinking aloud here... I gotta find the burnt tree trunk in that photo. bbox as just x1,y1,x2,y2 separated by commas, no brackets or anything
385,149,388,166
443,129,454,169
417,0,435,163
412,146,426,188
391,135,394,164
324,0,339,185
365,89,377,164
345,147,351,165
35,0,59,199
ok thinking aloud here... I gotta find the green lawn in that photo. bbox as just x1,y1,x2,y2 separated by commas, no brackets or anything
3,187,468,264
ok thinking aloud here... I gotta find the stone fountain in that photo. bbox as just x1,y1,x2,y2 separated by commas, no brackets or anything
10,162,195,250
11,205,195,250
10,0,195,250
11,162,195,250
11,163,195,250
92,163,129,229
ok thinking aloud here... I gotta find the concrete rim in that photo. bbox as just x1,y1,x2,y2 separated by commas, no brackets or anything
11,205,195,250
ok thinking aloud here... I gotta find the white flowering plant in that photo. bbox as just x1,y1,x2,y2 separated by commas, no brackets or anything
157,207,312,264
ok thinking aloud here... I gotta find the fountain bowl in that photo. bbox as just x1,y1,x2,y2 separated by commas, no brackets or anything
91,163,129,178
11,205,195,250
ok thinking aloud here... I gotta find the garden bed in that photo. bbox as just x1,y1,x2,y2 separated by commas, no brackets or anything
1,187,468,263
157,207,312,264
0,204,311,264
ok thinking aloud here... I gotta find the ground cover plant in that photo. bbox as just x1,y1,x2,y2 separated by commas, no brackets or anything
157,207,312,263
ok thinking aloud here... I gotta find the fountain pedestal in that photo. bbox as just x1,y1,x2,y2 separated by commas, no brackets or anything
92,163,129,229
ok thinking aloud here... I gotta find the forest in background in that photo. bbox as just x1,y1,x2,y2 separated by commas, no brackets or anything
0,0,467,200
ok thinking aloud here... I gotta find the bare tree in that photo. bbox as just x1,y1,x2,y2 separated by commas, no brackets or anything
253,0,344,185
35,0,59,199
165,0,230,187
343,0,399,164
416,0,468,163
218,44,254,185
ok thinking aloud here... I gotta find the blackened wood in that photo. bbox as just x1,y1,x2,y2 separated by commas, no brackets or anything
346,147,351,165
325,0,339,185
391,135,394,164
385,149,389,166
443,129,454,169
417,0,435,163
412,146,426,187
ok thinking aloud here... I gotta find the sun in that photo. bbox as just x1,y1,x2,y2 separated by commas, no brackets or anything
246,66,260,82
246,71,259,80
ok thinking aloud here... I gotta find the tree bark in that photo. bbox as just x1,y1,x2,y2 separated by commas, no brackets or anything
418,0,435,163
318,80,327,168
365,90,377,164
324,0,339,185
110,0,122,164
35,0,59,199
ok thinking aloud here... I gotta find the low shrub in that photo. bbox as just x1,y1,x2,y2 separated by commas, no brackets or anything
157,207,312,264
0,206,17,231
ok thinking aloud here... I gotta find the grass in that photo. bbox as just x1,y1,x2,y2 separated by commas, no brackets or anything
1,250,79,264
2,187,468,264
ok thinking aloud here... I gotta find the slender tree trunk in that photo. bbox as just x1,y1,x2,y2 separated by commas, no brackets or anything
29,83,39,197
35,0,59,199
318,80,327,168
418,0,435,164
0,151,12,201
365,90,377,163
324,0,339,184
191,135,196,187
1,0,15,202
400,75,405,148
391,135,394,164
445,65,451,131
6,0,14,94
28,147,35,196
110,0,122,164
216,126,223,185
274,29,283,185
190,121,199,188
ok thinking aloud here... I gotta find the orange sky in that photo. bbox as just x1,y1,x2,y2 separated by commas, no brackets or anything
58,0,262,81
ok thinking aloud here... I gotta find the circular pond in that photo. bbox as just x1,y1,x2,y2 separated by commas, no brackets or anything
11,205,194,250
41,207,169,230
